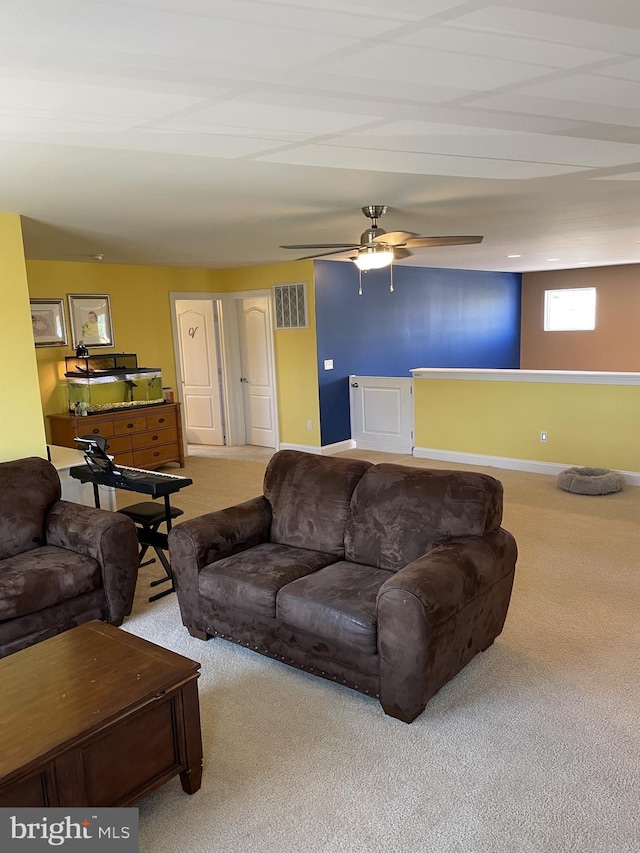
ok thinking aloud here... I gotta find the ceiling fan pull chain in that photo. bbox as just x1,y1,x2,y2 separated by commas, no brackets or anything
389,262,394,293
358,267,363,295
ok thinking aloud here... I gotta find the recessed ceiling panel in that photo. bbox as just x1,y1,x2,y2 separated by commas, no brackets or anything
317,42,554,91
469,92,640,129
447,6,640,53
398,25,616,68
1,0,360,69
512,74,640,109
159,101,381,136
123,0,403,38
126,0,457,22
333,120,640,168
0,77,204,119
257,144,586,179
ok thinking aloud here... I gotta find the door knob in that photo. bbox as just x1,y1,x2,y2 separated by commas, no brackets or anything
351,382,359,388
240,377,249,383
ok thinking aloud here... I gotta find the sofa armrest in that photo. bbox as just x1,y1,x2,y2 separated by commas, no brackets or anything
376,528,517,722
167,495,272,631
45,500,139,623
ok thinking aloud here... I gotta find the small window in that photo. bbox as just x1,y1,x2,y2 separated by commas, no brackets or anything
544,287,596,331
274,282,307,329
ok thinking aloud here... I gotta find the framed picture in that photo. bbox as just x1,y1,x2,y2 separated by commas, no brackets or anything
30,298,68,347
68,293,114,348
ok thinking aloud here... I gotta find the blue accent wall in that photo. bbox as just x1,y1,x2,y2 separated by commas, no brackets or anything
314,260,521,446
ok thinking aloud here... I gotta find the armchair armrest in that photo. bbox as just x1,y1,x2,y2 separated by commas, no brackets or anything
376,528,517,722
45,500,139,623
168,495,272,631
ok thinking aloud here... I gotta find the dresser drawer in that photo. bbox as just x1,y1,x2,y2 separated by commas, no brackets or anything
131,427,178,450
104,435,133,455
133,444,179,468
113,415,147,436
146,409,177,431
79,420,115,439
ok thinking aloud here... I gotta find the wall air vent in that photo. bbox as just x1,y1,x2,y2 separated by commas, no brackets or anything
273,282,307,329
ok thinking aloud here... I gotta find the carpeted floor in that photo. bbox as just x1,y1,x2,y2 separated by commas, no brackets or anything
120,450,640,853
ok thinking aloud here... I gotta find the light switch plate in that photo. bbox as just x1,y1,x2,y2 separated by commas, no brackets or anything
324,359,334,370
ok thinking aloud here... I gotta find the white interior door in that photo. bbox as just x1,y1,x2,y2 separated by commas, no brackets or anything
175,299,225,445
238,297,276,447
349,376,413,454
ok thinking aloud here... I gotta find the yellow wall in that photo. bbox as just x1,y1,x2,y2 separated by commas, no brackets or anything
27,261,224,422
0,215,47,460
414,377,640,472
26,258,320,448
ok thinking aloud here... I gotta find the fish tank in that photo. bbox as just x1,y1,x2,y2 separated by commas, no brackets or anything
64,353,164,415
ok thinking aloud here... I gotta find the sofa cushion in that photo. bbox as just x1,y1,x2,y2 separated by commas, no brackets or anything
0,546,102,621
0,457,61,561
345,463,504,571
277,561,393,655
198,543,338,619
264,450,371,555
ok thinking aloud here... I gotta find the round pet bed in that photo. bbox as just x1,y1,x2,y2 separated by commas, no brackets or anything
557,466,624,495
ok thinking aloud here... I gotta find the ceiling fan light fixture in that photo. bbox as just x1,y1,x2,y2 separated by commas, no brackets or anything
353,244,394,271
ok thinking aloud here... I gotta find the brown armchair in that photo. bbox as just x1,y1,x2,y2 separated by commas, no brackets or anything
0,456,140,658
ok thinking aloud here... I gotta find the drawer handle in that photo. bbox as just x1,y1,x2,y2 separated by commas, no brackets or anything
153,451,160,457
158,417,165,423
127,422,134,429
92,428,100,434
152,435,159,441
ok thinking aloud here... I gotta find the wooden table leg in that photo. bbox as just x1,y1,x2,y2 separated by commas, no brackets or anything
178,678,203,794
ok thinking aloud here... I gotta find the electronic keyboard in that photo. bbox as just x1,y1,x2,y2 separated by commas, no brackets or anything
70,463,192,498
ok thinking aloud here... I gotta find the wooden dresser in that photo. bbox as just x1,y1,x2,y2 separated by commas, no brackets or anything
48,402,184,469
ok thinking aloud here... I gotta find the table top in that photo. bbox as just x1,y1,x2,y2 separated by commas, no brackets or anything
0,621,200,781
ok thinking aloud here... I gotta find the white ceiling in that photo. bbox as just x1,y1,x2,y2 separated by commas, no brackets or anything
2,0,640,273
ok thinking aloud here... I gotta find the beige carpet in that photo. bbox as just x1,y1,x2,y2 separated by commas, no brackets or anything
120,451,640,853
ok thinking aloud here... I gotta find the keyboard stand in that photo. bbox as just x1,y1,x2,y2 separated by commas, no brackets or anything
118,503,184,602
73,467,190,604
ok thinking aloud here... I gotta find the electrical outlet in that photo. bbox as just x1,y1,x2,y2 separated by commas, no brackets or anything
307,420,313,430
540,430,548,443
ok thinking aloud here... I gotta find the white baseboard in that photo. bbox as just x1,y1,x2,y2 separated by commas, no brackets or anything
412,446,640,486
278,443,322,455
321,439,356,455
354,440,413,454
277,440,356,455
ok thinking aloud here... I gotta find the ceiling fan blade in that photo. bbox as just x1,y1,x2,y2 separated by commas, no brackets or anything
393,248,413,261
295,248,357,260
405,235,484,248
372,230,419,245
280,243,359,250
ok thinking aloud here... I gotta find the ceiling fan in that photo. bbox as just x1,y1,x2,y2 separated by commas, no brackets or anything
280,205,483,271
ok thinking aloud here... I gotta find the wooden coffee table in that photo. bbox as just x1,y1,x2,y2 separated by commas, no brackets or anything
0,621,203,807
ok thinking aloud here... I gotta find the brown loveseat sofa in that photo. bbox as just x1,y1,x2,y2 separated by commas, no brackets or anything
0,456,140,658
168,450,518,722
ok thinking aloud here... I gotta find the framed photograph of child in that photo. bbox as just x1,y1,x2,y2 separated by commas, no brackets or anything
68,294,114,348
30,298,68,347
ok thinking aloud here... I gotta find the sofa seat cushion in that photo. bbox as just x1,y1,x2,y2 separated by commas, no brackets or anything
277,562,393,655
198,543,338,619
0,546,102,621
